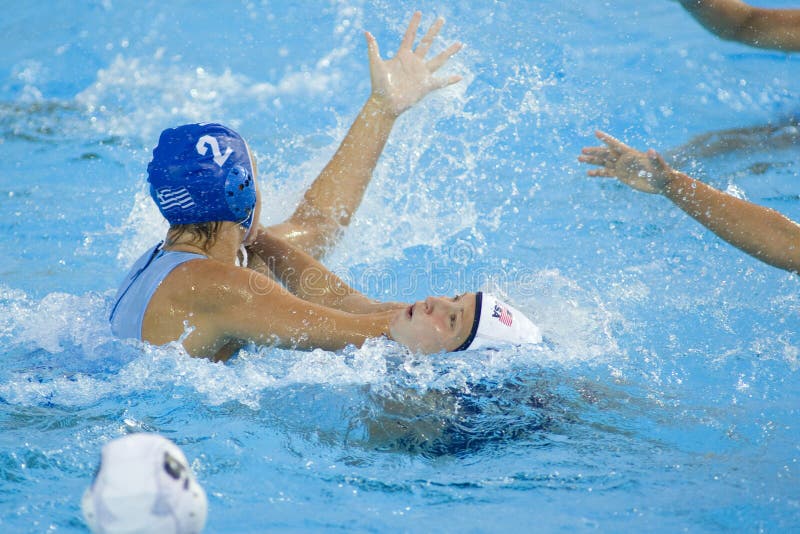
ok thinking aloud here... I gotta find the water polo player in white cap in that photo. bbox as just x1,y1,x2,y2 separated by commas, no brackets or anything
82,433,207,534
110,13,469,360
389,292,542,354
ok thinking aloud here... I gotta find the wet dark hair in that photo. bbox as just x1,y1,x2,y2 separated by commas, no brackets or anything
165,221,225,252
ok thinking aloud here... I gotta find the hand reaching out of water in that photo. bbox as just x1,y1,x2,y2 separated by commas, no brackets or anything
270,13,463,258
578,130,676,195
366,12,463,117
577,129,800,274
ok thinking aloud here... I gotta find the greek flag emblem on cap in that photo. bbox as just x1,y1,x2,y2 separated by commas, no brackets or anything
156,187,195,211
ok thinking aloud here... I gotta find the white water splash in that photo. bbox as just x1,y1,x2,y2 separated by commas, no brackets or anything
0,285,114,355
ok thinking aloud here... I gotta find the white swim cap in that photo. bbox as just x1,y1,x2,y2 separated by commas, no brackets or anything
455,292,542,351
81,433,208,534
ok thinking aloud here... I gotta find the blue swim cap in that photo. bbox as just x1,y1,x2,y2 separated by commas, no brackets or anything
147,123,256,229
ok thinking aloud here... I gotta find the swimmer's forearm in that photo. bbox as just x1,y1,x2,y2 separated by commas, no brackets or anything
679,0,800,51
339,295,407,314
281,313,392,351
286,96,397,255
663,170,800,273
249,305,394,351
680,0,751,40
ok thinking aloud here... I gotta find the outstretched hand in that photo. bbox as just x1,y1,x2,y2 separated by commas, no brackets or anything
366,11,463,117
578,130,675,195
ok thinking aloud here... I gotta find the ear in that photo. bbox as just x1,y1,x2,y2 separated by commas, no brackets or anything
224,165,257,222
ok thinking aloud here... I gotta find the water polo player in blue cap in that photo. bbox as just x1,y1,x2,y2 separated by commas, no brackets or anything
109,13,478,361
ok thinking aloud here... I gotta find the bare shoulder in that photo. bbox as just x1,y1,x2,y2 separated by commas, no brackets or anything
157,257,275,311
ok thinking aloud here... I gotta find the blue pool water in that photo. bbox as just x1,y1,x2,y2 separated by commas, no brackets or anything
1,1,798,531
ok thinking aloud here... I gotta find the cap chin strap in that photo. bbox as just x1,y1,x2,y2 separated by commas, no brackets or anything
236,244,248,268
240,209,254,234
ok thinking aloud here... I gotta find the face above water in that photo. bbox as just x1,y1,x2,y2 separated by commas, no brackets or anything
390,292,478,354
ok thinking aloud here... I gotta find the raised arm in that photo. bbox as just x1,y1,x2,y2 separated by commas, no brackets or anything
248,226,405,313
268,12,463,258
579,130,800,274
679,0,800,51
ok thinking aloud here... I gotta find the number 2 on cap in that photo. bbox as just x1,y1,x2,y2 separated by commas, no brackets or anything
196,135,233,167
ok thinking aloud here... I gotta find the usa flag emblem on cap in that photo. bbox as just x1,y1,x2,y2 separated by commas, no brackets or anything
492,304,513,326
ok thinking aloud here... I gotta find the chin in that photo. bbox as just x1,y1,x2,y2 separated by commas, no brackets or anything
389,311,403,328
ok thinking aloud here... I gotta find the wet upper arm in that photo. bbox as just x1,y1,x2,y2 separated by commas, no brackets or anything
210,264,357,350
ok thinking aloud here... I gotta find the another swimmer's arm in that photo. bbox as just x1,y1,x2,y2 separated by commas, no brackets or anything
248,227,405,313
679,0,800,51
661,172,800,273
269,12,462,259
579,130,800,274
